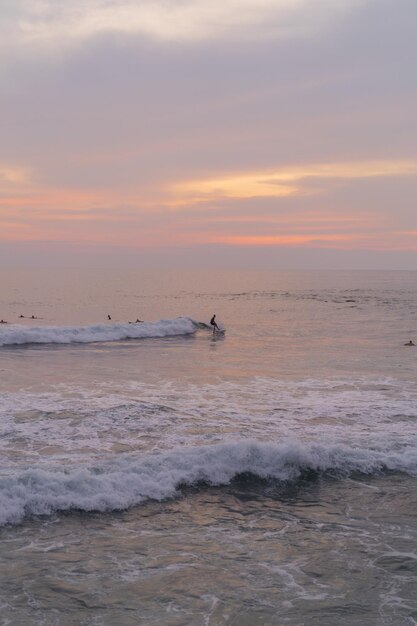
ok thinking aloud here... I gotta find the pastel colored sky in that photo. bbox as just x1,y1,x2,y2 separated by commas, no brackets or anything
1,0,416,268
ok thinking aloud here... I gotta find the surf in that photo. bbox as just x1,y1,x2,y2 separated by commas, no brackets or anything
0,317,202,346
2,440,417,526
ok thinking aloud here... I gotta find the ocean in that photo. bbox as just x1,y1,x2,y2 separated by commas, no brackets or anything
0,267,416,626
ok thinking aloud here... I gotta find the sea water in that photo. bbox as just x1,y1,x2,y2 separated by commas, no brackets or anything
0,268,416,626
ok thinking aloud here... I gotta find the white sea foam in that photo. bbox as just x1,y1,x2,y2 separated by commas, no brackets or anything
0,317,199,346
1,440,417,526
2,377,417,467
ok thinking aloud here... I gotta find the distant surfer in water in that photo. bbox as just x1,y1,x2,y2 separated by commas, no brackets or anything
210,314,220,333
404,340,415,346
108,315,112,321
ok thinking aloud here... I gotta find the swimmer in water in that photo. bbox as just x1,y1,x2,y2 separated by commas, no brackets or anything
404,340,415,346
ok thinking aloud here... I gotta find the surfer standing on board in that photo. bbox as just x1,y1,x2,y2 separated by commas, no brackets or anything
210,314,220,333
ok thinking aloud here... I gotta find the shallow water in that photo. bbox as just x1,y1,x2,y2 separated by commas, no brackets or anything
2,474,417,626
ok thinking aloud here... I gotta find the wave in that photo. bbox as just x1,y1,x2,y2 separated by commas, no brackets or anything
1,440,417,526
0,317,201,346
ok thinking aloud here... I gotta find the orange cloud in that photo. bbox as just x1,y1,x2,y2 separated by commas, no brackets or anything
211,234,354,246
172,160,417,202
210,231,417,251
0,165,32,189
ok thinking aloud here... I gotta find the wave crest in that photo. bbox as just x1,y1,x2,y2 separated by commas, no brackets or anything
0,317,199,346
2,440,417,526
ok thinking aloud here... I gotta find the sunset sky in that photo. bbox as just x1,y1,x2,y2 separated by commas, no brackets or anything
1,0,416,269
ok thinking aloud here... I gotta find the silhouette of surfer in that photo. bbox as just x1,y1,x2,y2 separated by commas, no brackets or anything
210,314,220,333
108,315,112,321
404,340,415,346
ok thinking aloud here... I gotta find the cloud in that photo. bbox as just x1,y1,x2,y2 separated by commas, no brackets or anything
1,0,417,268
0,164,32,186
172,160,417,202
2,158,416,254
2,0,416,190
1,0,362,54
0,165,34,204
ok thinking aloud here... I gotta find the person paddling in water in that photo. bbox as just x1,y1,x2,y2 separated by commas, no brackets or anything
210,314,220,333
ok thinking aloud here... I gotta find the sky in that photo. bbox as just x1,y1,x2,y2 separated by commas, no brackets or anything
1,0,417,269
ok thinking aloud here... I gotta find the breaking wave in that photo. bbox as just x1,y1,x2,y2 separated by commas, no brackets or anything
2,440,417,526
0,317,201,346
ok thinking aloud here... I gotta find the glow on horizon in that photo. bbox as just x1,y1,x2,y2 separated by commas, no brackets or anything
1,158,416,251
211,233,417,251
211,234,354,246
